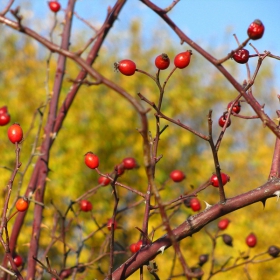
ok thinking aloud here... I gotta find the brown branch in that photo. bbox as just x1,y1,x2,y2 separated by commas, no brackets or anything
0,0,14,16
140,0,280,139
269,110,280,179
109,179,280,279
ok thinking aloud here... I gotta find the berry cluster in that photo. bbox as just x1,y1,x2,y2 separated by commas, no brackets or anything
115,50,192,76
232,20,265,65
218,100,242,128
129,240,143,253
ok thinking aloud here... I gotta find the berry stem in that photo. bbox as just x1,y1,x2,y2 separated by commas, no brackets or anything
208,111,226,202
269,110,280,179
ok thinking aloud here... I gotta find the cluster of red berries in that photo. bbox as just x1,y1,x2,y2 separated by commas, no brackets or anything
48,1,61,13
218,101,241,128
84,152,138,180
115,50,192,76
0,106,10,126
232,19,264,64
218,220,257,248
217,221,280,259
80,201,118,230
129,240,143,253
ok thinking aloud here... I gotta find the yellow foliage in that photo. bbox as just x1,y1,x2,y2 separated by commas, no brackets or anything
0,19,279,280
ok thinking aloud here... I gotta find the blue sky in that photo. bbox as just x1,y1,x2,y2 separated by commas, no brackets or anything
28,1,280,86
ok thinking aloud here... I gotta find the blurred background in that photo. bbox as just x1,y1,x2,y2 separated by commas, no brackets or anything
0,1,280,279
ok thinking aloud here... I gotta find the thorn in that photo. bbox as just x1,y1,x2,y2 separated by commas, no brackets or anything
273,191,280,201
157,246,166,254
203,200,212,210
260,199,266,209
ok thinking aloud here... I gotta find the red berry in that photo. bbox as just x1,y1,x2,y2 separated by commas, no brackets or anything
7,123,23,144
129,240,142,253
129,243,137,253
210,173,230,187
218,114,231,128
84,152,99,169
0,113,10,126
15,197,29,212
116,165,125,176
48,1,61,13
98,175,111,186
155,53,170,70
227,101,241,114
13,255,23,267
218,218,230,230
247,19,265,40
122,157,137,169
80,200,92,212
59,268,72,278
246,233,257,247
107,218,117,231
0,106,8,114
190,198,201,212
232,49,249,64
170,170,185,182
174,50,192,69
115,59,136,76
135,240,143,251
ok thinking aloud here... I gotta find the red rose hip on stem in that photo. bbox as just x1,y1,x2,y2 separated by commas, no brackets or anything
155,53,170,70
218,218,230,230
0,113,10,126
227,101,241,114
115,59,136,76
48,1,61,13
8,123,23,144
247,19,265,40
13,255,23,267
122,157,137,169
98,175,111,186
218,114,231,128
190,197,201,212
210,173,230,187
232,49,249,64
129,243,137,253
170,170,185,182
246,232,257,247
135,240,143,251
84,152,99,169
174,50,192,69
116,164,125,176
16,197,29,212
0,106,8,114
80,200,92,212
